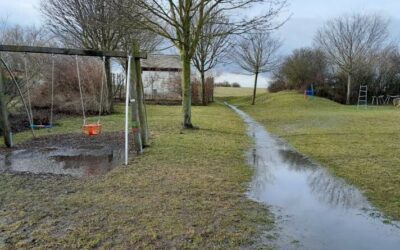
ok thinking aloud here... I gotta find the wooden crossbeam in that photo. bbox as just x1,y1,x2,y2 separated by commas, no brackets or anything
0,45,147,59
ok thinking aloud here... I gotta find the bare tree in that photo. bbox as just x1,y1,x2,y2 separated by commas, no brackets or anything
41,0,125,112
0,23,53,105
41,0,161,112
366,45,400,96
315,13,389,104
277,48,328,90
233,32,281,105
192,14,230,106
117,0,287,128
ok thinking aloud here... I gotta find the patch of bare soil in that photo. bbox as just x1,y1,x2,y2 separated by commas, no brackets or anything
0,132,133,177
17,132,127,150
0,131,130,153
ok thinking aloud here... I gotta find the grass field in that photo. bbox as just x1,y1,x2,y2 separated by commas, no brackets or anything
0,104,273,249
226,91,400,220
214,87,265,97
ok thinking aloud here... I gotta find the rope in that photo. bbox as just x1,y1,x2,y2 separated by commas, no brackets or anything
76,55,86,125
98,56,106,124
23,54,34,126
0,56,35,137
50,54,55,127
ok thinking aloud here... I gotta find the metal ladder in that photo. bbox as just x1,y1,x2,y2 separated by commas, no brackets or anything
357,85,368,109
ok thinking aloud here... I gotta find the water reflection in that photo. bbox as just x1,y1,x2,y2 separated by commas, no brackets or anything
307,168,365,209
0,146,123,177
249,147,366,209
228,104,400,250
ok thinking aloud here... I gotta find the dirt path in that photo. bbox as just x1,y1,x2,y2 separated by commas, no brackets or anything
229,104,400,250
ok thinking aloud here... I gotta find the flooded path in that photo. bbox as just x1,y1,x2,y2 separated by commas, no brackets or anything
229,104,400,250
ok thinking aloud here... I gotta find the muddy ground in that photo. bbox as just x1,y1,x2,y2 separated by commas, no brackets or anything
0,132,128,152
0,132,134,177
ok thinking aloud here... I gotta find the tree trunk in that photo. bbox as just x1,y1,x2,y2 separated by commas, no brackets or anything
201,71,207,106
346,73,352,105
130,56,143,153
0,71,12,147
105,57,114,113
252,72,259,105
181,52,193,128
211,77,215,103
133,45,149,146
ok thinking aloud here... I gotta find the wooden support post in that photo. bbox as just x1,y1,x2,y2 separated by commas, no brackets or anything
130,55,143,153
133,42,149,146
0,70,12,147
104,56,114,113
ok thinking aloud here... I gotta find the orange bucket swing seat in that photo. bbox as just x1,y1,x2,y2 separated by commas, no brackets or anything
83,123,102,136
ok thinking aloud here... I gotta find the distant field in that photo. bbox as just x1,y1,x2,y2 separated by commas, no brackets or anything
214,87,266,97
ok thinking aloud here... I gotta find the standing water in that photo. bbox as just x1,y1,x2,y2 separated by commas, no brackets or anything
228,104,400,250
0,146,123,177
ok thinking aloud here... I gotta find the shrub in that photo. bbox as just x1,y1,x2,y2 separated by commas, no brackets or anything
231,82,241,88
31,57,106,115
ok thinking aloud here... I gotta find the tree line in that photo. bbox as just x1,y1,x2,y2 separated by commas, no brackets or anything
270,13,397,105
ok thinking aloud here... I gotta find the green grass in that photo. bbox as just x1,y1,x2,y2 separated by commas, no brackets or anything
226,91,400,220
214,87,264,97
0,104,273,249
1,106,129,145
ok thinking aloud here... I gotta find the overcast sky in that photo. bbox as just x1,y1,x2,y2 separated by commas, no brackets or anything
1,0,400,87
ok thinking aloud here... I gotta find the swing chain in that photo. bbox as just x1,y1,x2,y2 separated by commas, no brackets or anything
23,53,34,127
50,54,55,127
76,55,87,125
98,56,106,124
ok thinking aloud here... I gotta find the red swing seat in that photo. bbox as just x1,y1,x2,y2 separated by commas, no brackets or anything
83,123,102,136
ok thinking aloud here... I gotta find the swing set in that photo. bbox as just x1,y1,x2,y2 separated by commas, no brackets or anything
19,53,109,135
0,45,147,164
23,53,55,130
75,55,107,136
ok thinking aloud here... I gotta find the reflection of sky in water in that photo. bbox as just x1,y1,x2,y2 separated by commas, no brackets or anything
0,146,123,177
229,104,400,250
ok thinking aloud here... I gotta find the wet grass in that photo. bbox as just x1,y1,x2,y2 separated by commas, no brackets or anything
0,103,273,249
226,91,400,220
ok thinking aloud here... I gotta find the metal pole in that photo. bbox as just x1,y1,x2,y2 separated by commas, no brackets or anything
125,55,132,166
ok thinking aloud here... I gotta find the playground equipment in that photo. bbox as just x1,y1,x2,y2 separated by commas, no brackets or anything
75,55,107,136
357,85,368,109
304,84,315,100
23,54,56,129
384,95,400,105
0,45,147,165
371,95,385,106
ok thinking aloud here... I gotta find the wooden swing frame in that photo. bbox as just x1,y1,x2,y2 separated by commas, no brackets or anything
0,45,147,165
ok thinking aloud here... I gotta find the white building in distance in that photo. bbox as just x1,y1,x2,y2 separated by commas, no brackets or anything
141,54,182,99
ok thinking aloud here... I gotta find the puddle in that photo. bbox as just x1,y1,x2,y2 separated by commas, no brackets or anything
0,146,124,177
228,104,400,250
